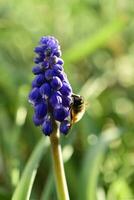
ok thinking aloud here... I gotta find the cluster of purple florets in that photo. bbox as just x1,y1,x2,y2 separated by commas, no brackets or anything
28,36,72,136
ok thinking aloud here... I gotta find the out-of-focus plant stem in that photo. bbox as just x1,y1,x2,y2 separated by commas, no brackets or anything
50,123,70,200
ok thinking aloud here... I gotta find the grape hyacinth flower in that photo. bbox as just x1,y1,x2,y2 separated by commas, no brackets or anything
28,36,72,136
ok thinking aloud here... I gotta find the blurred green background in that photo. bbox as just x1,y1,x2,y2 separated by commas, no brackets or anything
0,0,134,199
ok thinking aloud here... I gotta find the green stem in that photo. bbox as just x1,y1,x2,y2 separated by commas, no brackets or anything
50,123,70,200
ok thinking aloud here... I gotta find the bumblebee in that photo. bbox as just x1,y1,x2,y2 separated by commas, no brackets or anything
70,94,85,125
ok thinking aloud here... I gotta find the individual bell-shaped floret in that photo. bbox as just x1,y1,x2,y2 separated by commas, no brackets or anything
60,120,71,135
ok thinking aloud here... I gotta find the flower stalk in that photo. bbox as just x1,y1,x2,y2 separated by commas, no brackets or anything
50,122,70,200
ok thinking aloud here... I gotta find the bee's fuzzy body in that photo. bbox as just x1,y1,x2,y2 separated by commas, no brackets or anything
70,94,85,124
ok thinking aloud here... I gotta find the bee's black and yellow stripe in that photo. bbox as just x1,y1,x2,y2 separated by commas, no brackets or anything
71,94,85,124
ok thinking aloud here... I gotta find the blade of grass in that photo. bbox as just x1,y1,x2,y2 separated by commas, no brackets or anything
12,137,49,200
63,17,127,64
79,127,122,200
40,173,54,200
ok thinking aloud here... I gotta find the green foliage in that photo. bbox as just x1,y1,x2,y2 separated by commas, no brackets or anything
107,178,133,200
12,138,49,200
0,0,134,199
64,18,126,64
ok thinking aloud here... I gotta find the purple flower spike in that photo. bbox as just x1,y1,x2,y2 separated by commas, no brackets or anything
40,83,51,98
34,56,44,64
60,82,72,96
45,69,54,80
53,64,63,71
34,46,44,53
28,36,73,136
51,76,62,90
62,96,72,107
54,50,61,57
54,106,69,122
32,66,43,75
35,102,47,119
42,61,49,68
42,117,53,136
40,36,49,44
29,88,41,105
49,92,62,107
60,120,71,135
33,115,44,126
32,74,45,87
57,58,64,65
